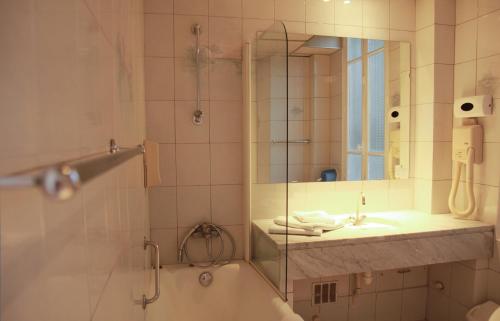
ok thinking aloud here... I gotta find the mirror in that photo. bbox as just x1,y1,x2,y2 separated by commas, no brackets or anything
255,34,411,183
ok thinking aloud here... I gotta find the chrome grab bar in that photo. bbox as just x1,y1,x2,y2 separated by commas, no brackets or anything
143,239,160,309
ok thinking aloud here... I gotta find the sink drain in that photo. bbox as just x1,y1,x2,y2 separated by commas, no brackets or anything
199,271,213,287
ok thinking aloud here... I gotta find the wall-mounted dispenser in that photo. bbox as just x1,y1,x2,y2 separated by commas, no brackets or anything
448,95,492,218
387,106,402,123
454,95,493,118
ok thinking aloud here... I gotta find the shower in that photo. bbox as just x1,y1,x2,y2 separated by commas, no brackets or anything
192,23,203,125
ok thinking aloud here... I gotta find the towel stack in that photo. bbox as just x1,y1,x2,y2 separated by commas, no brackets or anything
268,211,344,236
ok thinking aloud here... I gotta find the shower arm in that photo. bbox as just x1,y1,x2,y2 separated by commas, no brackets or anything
192,24,203,125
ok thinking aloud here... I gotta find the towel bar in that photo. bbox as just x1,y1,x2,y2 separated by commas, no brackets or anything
0,139,144,200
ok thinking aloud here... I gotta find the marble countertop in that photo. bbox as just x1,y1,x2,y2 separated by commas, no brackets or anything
252,210,495,250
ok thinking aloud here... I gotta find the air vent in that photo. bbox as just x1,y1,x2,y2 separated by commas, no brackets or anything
312,282,337,305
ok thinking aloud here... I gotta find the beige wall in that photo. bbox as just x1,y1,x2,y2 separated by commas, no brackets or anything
144,0,417,264
453,1,500,293
458,0,500,305
426,258,500,321
144,0,246,264
413,0,455,214
453,0,500,225
0,1,148,321
412,1,500,320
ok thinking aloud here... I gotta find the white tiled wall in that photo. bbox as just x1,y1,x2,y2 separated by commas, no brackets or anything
413,0,500,221
0,1,148,321
145,0,245,264
293,266,428,321
252,179,414,220
413,0,456,214
330,50,344,175
416,1,500,319
453,0,500,225
426,261,491,321
144,0,417,264
256,53,342,183
294,260,500,321
452,0,500,308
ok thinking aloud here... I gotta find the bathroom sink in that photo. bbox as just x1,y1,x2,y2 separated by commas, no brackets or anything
342,215,400,230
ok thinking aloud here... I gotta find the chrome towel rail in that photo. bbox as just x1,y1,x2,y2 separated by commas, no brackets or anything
271,139,311,144
0,139,144,201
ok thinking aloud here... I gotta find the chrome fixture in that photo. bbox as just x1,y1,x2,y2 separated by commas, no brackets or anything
178,222,236,268
433,280,445,291
199,271,213,287
271,139,311,144
143,239,160,309
192,23,203,125
350,192,367,225
0,139,144,200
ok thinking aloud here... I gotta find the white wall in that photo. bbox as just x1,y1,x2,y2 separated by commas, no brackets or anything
415,1,500,319
453,0,500,308
453,0,500,225
293,266,428,321
0,1,148,321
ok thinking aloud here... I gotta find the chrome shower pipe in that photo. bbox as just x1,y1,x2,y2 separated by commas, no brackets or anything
178,222,236,267
192,24,203,125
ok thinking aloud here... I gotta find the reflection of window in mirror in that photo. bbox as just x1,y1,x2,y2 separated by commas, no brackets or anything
345,38,386,181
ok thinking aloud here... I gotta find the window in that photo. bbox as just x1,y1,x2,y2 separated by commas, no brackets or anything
346,38,385,180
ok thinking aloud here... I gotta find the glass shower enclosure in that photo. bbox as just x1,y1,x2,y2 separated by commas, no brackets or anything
246,22,290,299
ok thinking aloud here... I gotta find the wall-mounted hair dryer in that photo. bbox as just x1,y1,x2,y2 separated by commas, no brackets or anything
448,95,492,218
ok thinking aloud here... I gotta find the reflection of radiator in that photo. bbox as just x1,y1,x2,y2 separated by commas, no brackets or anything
271,139,311,144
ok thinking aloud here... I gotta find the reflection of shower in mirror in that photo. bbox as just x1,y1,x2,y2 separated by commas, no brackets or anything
252,35,411,183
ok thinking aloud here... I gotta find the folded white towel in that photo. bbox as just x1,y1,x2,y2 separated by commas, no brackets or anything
293,210,337,224
273,216,343,232
273,216,316,231
280,313,305,321
268,225,322,236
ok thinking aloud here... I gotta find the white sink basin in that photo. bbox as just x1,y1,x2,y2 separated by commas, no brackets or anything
341,215,400,230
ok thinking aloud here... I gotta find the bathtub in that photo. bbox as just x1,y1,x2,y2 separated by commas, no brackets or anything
145,261,302,321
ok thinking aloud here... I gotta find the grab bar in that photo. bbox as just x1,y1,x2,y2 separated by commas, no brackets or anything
143,239,160,309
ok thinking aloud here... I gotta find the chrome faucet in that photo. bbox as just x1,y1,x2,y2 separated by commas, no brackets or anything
350,192,367,225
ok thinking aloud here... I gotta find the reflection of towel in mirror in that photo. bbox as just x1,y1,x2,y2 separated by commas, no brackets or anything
273,216,343,231
293,211,338,224
280,313,305,321
268,225,322,236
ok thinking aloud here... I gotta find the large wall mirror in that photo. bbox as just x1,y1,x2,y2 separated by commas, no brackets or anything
248,27,413,299
255,34,411,183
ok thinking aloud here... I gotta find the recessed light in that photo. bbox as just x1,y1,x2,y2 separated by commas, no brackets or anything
344,0,351,4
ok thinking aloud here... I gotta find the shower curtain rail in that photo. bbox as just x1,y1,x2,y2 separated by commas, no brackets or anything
0,139,144,201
